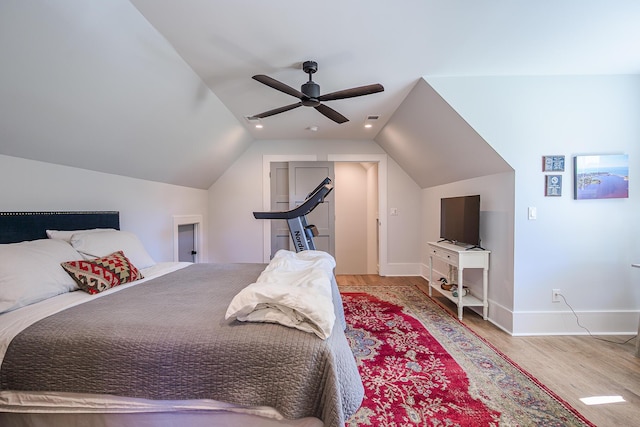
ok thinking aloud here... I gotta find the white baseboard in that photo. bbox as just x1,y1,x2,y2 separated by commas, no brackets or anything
512,309,639,336
382,262,422,276
418,263,639,336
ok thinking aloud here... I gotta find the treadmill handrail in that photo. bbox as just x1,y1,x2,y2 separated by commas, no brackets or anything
253,183,333,220
305,177,332,199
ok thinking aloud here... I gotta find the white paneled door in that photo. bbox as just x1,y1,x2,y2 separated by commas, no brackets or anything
269,161,335,259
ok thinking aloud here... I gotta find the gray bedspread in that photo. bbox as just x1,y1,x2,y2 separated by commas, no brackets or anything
0,263,363,427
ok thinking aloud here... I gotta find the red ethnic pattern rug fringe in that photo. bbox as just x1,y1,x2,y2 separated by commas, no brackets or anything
341,285,595,427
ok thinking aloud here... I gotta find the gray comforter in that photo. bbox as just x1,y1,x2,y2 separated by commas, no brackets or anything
0,263,363,427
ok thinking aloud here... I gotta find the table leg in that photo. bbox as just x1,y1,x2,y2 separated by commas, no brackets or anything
457,268,464,320
482,268,489,320
428,256,433,297
632,264,639,357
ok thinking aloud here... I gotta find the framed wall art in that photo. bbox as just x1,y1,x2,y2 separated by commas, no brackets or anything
545,175,562,196
542,155,565,172
573,154,629,200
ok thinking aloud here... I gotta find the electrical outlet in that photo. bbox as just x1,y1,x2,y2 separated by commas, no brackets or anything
552,289,562,303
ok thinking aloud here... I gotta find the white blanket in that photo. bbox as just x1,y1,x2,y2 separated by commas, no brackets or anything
225,250,336,339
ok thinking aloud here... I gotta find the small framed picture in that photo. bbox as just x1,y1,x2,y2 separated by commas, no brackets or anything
545,175,562,196
543,155,565,172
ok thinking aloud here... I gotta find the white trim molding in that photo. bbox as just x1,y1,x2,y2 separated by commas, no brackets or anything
512,309,639,336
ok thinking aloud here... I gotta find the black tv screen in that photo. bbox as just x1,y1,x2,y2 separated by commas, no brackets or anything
439,195,481,246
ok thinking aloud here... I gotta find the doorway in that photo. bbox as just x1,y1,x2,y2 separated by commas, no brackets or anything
178,224,196,262
173,215,204,263
269,161,379,274
261,154,388,275
334,162,379,274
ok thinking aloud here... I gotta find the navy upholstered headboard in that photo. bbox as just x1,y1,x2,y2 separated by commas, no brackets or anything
0,211,120,244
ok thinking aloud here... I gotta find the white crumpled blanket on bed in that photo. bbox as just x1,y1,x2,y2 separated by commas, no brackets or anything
225,250,336,339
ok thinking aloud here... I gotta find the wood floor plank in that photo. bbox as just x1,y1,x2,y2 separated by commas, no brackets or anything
336,274,640,427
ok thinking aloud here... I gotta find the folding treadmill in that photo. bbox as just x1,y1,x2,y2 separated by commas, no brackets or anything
253,177,333,252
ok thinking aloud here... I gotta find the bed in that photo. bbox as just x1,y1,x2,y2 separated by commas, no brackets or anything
0,211,363,427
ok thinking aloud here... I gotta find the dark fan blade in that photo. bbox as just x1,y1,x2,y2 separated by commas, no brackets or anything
251,102,303,119
318,83,384,102
315,103,349,124
252,75,304,99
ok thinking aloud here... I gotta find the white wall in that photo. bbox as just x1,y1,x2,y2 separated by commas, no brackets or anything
0,155,209,263
387,159,423,273
428,75,640,335
207,139,423,274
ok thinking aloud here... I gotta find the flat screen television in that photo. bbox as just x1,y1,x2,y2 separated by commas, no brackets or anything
439,195,482,248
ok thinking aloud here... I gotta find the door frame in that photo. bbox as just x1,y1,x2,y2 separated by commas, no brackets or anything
261,154,389,276
173,214,204,263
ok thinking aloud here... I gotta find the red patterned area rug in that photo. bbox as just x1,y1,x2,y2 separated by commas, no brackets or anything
340,285,595,427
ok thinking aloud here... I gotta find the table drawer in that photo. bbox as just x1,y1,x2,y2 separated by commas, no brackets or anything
429,245,459,267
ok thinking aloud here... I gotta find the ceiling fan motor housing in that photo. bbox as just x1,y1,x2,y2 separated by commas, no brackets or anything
301,81,320,106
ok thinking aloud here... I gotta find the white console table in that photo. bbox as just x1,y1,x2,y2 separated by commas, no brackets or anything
428,241,490,320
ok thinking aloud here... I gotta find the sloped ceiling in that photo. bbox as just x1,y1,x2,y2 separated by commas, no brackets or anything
376,79,512,188
1,1,640,189
0,1,253,189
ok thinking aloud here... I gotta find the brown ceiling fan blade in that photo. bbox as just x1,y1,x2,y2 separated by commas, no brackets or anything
315,104,349,124
250,102,303,119
252,75,304,99
318,83,384,102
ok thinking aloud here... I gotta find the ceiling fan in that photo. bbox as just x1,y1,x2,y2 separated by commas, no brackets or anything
249,60,384,124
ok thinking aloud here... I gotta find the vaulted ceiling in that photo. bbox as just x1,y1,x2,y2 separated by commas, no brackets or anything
1,1,639,189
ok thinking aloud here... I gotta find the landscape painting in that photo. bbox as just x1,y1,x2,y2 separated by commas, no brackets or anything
574,154,629,200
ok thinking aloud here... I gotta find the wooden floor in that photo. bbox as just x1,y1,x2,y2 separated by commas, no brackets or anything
336,274,640,427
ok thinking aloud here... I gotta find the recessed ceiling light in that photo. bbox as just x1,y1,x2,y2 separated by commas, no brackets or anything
245,116,263,129
364,114,380,128
307,125,319,132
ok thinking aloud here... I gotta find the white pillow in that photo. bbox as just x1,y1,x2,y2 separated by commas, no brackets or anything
46,228,115,243
70,230,156,269
0,239,82,314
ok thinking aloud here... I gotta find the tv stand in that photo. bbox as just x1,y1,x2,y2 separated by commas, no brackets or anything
427,241,490,320
436,239,485,250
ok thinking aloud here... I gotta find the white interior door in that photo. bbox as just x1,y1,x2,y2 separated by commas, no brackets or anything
288,161,335,256
269,162,291,259
177,223,196,262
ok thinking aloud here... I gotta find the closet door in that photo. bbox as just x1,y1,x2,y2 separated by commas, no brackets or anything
269,162,291,259
288,161,335,256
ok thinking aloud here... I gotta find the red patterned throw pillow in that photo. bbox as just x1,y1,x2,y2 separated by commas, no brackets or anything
61,251,143,294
